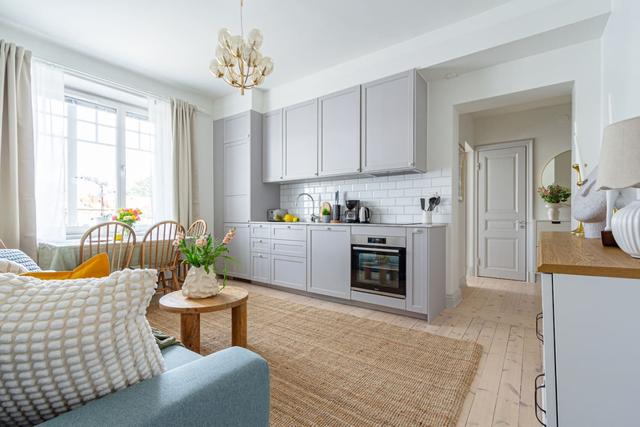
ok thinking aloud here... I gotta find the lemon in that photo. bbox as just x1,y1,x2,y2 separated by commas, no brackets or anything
292,217,300,222
284,214,294,222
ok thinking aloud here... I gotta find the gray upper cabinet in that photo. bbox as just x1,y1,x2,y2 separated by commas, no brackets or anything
262,109,283,182
283,99,318,180
361,70,427,173
318,86,361,177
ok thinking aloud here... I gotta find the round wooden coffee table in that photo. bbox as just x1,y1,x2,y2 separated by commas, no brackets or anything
159,286,248,353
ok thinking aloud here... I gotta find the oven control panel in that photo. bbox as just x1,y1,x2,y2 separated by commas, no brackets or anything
367,237,386,245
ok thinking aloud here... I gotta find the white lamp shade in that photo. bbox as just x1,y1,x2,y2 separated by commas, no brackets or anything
598,116,640,190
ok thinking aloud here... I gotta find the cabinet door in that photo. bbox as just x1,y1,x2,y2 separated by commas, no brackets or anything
223,139,250,223
251,252,270,282
262,109,283,182
224,112,250,143
271,255,306,290
406,228,427,314
284,99,318,180
319,86,361,176
308,226,350,299
361,70,415,172
223,223,251,279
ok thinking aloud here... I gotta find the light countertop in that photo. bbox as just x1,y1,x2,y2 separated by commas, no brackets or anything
247,221,447,228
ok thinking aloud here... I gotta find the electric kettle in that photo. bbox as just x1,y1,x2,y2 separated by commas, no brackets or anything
358,206,371,224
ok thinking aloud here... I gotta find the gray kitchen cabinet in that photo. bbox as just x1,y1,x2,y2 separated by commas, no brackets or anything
223,223,251,280
215,111,280,233
283,99,318,180
318,86,361,177
251,252,271,283
405,226,446,319
307,225,351,299
271,255,307,291
361,70,427,173
262,109,283,182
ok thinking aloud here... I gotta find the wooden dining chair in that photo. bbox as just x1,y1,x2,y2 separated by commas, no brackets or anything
79,222,136,272
187,219,208,237
140,220,185,293
0,238,6,249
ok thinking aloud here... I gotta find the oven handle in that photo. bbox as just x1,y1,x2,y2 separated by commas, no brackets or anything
352,246,402,254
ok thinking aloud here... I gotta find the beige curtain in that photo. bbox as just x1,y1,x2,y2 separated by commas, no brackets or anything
0,40,36,257
171,98,197,226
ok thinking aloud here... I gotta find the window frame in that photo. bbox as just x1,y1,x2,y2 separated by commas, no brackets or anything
63,87,151,239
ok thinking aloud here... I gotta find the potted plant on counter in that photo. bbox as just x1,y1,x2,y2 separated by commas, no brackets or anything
537,184,571,221
174,228,236,298
321,207,331,223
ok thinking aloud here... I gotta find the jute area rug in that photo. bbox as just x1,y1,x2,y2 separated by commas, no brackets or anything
147,292,481,427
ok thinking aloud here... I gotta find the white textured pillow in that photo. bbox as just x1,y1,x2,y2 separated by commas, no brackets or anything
0,269,165,426
0,259,28,274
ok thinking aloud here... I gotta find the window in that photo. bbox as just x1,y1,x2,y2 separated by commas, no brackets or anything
37,88,157,237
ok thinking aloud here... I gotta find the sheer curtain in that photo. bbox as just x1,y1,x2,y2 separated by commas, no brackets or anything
32,59,66,243
148,97,174,222
0,40,37,256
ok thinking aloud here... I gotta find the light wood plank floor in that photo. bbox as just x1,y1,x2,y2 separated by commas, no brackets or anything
214,276,542,427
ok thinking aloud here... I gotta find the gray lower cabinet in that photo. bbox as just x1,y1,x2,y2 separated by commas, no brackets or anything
318,86,361,177
251,252,270,283
271,255,306,291
361,70,427,173
223,223,251,279
307,225,351,299
406,226,446,318
284,99,318,180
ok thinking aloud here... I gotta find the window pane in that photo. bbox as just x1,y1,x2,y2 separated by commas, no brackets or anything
98,110,116,126
77,121,96,142
74,141,117,226
76,104,95,122
126,131,139,149
98,125,116,145
126,148,153,225
125,116,139,131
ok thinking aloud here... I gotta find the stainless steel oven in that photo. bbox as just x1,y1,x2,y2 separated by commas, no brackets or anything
351,234,406,298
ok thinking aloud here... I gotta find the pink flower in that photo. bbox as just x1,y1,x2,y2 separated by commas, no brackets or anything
222,228,236,245
173,230,185,247
112,215,117,220
195,237,206,247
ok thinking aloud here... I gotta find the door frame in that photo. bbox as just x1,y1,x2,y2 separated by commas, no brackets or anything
473,139,535,282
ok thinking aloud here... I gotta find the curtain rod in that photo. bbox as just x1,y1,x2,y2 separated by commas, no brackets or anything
32,57,211,114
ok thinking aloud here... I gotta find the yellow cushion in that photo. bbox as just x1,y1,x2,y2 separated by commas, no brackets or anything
21,253,111,280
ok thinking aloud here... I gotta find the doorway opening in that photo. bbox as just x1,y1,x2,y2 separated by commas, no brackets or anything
458,87,574,282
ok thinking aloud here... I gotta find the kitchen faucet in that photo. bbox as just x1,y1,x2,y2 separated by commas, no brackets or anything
295,193,319,222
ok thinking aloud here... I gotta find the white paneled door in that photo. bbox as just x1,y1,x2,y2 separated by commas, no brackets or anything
477,144,527,281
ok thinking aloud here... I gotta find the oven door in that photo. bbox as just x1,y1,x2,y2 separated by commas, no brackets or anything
351,245,406,298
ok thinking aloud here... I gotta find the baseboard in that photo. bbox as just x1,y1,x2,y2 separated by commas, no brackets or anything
446,289,462,309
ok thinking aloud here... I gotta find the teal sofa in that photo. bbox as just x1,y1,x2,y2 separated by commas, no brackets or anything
41,346,270,427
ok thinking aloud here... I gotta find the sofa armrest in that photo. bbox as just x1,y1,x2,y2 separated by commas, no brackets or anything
42,347,270,427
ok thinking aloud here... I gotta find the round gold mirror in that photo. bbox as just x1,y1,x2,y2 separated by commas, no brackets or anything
541,149,572,197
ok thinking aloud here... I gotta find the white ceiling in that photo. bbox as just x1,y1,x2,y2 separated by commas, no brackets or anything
0,0,512,98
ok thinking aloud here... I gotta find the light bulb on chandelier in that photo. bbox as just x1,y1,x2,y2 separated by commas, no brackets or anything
210,0,273,95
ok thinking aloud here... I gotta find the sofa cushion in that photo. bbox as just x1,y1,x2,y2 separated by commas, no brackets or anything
21,253,110,280
0,249,40,271
161,345,202,371
0,269,165,426
0,258,28,274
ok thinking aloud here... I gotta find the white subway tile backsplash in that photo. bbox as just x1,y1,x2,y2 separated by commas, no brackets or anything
279,169,452,224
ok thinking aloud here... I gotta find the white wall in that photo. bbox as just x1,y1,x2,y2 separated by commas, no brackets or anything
473,103,573,220
601,0,640,125
428,39,601,299
458,115,475,285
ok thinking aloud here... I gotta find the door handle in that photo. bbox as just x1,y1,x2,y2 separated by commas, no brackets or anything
518,220,527,229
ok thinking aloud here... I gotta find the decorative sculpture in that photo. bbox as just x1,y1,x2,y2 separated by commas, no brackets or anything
573,166,607,238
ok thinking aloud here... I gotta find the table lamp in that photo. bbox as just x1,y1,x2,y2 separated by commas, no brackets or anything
597,116,640,257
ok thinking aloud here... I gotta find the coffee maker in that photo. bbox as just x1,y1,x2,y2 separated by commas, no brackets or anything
344,200,360,223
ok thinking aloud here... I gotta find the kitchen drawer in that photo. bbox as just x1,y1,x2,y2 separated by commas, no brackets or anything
271,224,307,241
250,223,271,238
271,255,306,290
271,239,306,258
251,238,270,253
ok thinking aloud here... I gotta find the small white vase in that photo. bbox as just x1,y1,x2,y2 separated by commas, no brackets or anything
422,210,432,224
181,266,221,298
546,203,561,221
612,200,640,258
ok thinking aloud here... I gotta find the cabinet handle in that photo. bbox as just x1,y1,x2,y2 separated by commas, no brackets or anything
535,313,544,343
408,161,415,166
415,229,423,233
327,227,332,230
287,225,291,229
314,172,319,176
